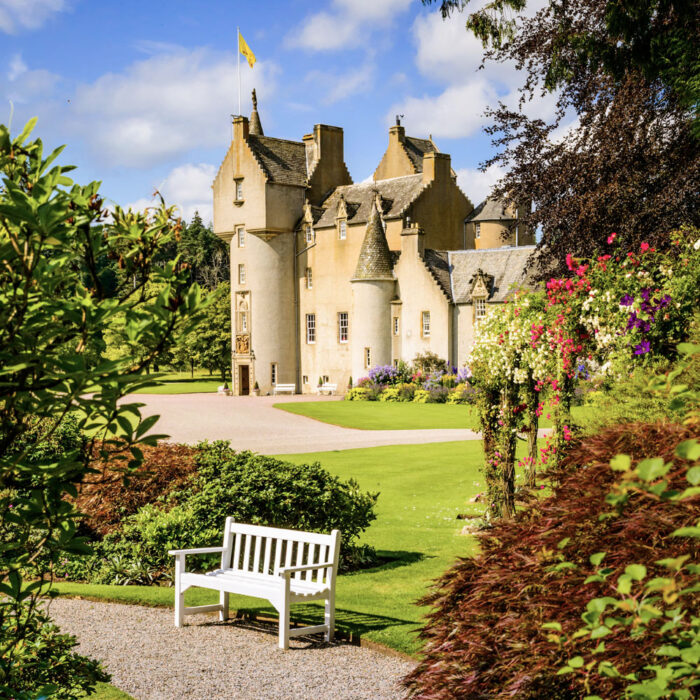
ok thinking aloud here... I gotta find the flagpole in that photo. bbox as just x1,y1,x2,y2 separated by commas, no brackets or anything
237,26,241,116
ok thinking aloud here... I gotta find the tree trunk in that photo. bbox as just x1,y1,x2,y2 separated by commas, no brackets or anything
190,360,194,379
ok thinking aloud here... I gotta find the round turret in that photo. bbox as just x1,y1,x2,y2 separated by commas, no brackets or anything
350,202,395,380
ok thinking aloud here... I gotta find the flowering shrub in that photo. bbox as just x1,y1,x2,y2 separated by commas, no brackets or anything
466,229,700,518
368,364,399,385
412,389,432,403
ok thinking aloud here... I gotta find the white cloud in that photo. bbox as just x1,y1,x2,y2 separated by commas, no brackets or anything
124,163,217,224
387,10,558,141
456,163,505,206
70,48,278,168
4,53,60,104
306,62,375,105
0,0,68,33
287,0,412,51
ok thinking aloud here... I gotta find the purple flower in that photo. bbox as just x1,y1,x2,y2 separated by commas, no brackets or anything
659,294,671,308
633,340,651,355
641,288,651,302
620,294,634,306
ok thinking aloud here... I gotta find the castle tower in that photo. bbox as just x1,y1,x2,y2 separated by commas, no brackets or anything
350,201,395,380
213,92,304,395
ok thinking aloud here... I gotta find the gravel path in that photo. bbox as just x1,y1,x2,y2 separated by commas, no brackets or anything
129,393,480,453
47,598,414,700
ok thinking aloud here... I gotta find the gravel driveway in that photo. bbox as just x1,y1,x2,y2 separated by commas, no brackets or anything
48,598,413,700
130,393,479,454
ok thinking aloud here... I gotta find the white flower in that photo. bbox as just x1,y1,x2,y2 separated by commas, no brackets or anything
694,238,700,250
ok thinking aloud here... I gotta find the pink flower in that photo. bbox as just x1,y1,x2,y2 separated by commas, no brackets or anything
566,253,575,271
607,232,617,244
640,242,650,253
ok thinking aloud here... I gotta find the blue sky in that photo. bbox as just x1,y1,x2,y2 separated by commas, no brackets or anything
1,0,557,223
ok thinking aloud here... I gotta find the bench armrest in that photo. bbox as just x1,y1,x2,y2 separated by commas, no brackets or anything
168,547,226,556
279,560,335,576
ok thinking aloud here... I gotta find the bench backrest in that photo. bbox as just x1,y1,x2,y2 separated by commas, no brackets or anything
220,519,340,587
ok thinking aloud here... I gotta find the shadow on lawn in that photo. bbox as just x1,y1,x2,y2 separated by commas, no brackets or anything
347,549,429,576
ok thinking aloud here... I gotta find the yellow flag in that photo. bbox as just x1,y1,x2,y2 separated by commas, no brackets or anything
239,32,256,68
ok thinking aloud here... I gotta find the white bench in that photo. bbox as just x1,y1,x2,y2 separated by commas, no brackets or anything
316,383,337,395
169,519,341,649
272,383,296,395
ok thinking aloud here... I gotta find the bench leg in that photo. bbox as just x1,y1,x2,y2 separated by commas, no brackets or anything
174,555,184,627
325,596,335,643
279,587,290,650
219,591,229,622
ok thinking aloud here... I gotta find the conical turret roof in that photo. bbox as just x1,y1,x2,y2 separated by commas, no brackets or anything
352,201,394,281
249,88,263,136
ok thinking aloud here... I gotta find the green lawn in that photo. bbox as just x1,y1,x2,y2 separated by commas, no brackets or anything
131,370,224,395
55,440,500,656
275,399,590,431
91,683,134,699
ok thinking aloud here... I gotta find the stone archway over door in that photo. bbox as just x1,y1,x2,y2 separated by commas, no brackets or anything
239,365,250,395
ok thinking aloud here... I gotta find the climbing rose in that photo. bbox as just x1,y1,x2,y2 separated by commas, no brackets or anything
607,232,617,244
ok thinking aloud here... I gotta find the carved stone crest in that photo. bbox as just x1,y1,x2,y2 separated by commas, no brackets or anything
235,334,250,355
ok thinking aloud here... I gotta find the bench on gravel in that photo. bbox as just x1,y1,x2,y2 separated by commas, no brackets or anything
169,519,341,650
316,383,337,396
272,383,296,395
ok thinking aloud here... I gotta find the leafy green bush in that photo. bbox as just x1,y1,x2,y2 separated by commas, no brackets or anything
346,387,379,401
3,413,84,466
93,444,380,578
0,603,109,699
446,382,476,404
412,389,431,403
379,386,402,402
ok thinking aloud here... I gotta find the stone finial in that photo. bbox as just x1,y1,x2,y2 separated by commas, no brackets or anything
249,88,263,136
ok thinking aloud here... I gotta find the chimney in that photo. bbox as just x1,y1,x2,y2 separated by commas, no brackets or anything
401,221,425,258
422,151,451,184
389,124,405,146
303,133,316,174
233,115,249,143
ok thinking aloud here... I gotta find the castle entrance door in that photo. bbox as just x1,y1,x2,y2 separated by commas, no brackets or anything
239,365,250,395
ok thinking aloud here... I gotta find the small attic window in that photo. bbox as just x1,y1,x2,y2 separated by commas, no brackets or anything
475,297,487,320
305,225,314,244
338,220,347,240
475,223,481,239
234,178,244,203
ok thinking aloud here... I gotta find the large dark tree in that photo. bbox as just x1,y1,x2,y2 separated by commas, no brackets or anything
424,0,700,275
178,211,229,289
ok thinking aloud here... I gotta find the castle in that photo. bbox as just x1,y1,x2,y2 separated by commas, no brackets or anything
213,92,535,395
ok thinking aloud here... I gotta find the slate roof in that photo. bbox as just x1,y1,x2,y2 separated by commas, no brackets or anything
403,136,436,172
247,135,307,186
448,246,537,303
467,197,512,222
422,249,452,299
352,204,394,280
315,175,426,228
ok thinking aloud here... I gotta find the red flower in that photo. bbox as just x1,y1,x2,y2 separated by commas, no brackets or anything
640,242,650,253
607,232,617,244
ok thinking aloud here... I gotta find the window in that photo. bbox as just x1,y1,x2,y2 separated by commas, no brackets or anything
271,363,277,385
338,312,348,343
238,310,248,332
393,316,399,336
393,359,398,367
238,227,246,247
305,267,313,289
338,220,347,240
364,347,371,368
305,225,313,244
302,375,308,385
235,180,243,201
306,314,316,344
475,298,487,320
238,264,246,285
322,375,329,384
422,311,431,337
475,223,481,239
